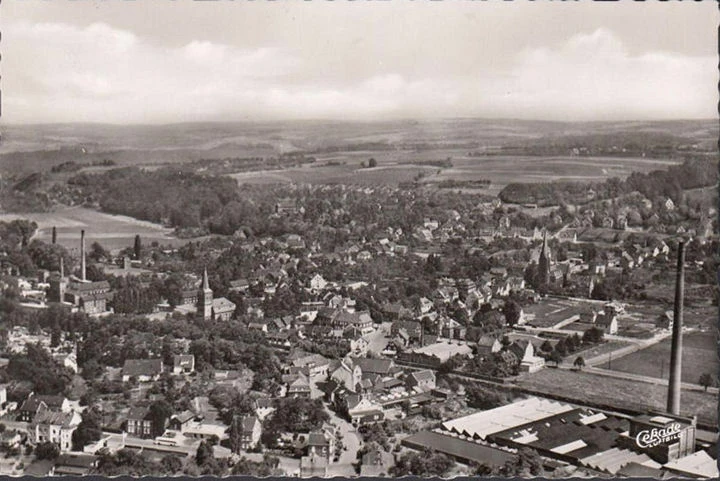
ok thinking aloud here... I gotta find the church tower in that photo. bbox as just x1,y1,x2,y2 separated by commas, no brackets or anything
199,268,213,320
537,230,550,286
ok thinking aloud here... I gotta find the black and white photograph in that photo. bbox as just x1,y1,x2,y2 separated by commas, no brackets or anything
0,0,717,478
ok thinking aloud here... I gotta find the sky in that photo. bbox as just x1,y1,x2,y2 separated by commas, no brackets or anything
2,1,718,124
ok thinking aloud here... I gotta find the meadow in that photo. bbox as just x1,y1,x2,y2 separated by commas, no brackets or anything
0,206,186,253
598,330,718,385
515,366,718,427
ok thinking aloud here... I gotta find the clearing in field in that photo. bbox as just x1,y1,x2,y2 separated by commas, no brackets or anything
514,367,717,427
598,330,719,385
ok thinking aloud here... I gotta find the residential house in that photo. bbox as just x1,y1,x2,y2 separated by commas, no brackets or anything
439,318,466,340
330,359,363,393
228,279,250,293
595,309,619,335
122,359,163,383
406,370,436,391
238,415,262,451
355,358,397,379
168,410,195,432
285,373,312,398
211,297,236,321
248,319,271,332
172,354,195,375
290,352,331,377
305,430,335,460
125,406,155,438
309,274,328,292
18,394,70,422
391,320,423,345
476,336,502,358
344,331,370,356
345,395,385,426
267,331,293,349
29,408,81,451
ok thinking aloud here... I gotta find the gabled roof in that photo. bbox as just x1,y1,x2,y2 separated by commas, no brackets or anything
173,354,194,368
123,359,163,377
356,358,394,375
410,369,435,383
31,409,78,428
307,432,331,447
127,406,151,421
240,415,260,432
212,297,236,313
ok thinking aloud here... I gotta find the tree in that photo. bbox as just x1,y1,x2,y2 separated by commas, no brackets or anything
502,300,522,327
500,447,542,476
89,242,109,262
148,400,173,437
195,439,215,467
699,373,715,391
548,350,563,366
368,158,377,168
134,235,142,260
539,340,553,353
35,441,60,460
72,407,103,451
573,356,585,371
161,455,183,474
228,416,244,454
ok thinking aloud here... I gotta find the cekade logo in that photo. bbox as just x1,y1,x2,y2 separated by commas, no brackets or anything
635,422,682,449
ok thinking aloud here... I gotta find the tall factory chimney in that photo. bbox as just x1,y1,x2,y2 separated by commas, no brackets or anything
666,240,685,415
80,229,87,282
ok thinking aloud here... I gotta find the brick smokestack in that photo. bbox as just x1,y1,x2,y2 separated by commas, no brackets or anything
666,240,685,415
80,229,86,282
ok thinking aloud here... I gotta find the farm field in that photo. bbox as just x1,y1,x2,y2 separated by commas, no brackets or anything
598,330,718,384
0,205,188,253
425,155,680,187
514,367,718,426
229,162,442,186
229,154,682,189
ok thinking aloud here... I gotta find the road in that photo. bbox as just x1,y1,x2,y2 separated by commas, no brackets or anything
322,401,361,476
365,322,392,355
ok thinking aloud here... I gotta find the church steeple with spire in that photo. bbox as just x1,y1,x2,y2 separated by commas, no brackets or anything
199,268,213,320
538,230,550,287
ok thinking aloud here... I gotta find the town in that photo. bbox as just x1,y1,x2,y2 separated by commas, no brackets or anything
0,147,716,478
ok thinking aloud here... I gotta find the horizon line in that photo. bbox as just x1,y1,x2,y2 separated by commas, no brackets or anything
1,117,717,128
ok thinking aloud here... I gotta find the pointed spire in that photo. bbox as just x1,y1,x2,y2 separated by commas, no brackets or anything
541,229,548,256
202,268,210,290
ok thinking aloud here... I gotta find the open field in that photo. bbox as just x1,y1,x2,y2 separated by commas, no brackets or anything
0,205,188,253
228,153,682,189
598,330,718,384
229,162,442,186
514,367,718,426
424,155,680,188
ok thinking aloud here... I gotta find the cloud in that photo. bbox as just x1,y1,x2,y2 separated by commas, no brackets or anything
488,28,717,120
2,22,716,123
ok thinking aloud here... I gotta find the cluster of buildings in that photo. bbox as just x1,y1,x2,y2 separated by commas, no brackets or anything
404,397,717,479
